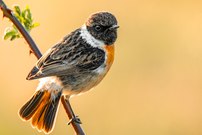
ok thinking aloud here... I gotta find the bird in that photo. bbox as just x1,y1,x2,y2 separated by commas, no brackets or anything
19,11,119,134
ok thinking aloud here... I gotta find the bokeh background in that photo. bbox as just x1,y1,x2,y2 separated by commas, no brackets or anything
0,0,202,135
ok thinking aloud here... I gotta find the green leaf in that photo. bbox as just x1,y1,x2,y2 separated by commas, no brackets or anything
16,34,21,38
10,35,17,41
31,22,40,28
25,6,32,21
13,5,21,16
3,29,17,40
21,10,25,19
4,5,39,41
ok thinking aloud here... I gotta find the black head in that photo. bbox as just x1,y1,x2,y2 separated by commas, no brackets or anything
86,12,119,45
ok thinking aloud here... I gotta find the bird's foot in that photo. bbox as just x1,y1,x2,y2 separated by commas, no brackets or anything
68,116,82,125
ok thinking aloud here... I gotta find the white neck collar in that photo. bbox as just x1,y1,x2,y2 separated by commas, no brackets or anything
80,25,104,48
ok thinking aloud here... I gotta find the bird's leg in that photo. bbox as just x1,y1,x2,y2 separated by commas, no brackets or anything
62,96,82,125
67,100,82,125
61,95,85,134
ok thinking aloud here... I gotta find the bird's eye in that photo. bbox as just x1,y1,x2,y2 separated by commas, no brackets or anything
94,25,102,31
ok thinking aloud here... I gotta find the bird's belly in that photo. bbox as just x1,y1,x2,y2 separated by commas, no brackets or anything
59,69,107,96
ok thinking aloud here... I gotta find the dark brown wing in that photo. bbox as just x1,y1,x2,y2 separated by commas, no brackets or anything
27,29,105,80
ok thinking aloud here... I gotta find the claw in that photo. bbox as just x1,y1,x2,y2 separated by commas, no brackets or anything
68,116,82,125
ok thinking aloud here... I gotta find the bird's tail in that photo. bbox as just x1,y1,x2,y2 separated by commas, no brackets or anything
19,89,62,134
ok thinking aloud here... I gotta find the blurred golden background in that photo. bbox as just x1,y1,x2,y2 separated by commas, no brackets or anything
0,0,202,135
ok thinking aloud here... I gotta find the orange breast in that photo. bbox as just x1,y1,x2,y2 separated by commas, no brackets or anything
104,45,115,70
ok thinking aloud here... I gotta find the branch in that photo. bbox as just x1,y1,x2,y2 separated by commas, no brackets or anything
0,0,42,59
0,1,85,134
61,96,85,135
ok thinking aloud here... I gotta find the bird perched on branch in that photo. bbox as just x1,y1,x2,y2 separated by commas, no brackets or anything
19,11,119,134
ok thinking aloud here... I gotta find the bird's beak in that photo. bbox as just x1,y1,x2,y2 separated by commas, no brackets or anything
109,25,119,30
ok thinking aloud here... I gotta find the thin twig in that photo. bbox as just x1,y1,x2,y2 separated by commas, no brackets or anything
61,96,85,135
0,1,85,134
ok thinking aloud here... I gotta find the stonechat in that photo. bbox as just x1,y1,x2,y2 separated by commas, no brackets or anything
19,11,119,133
